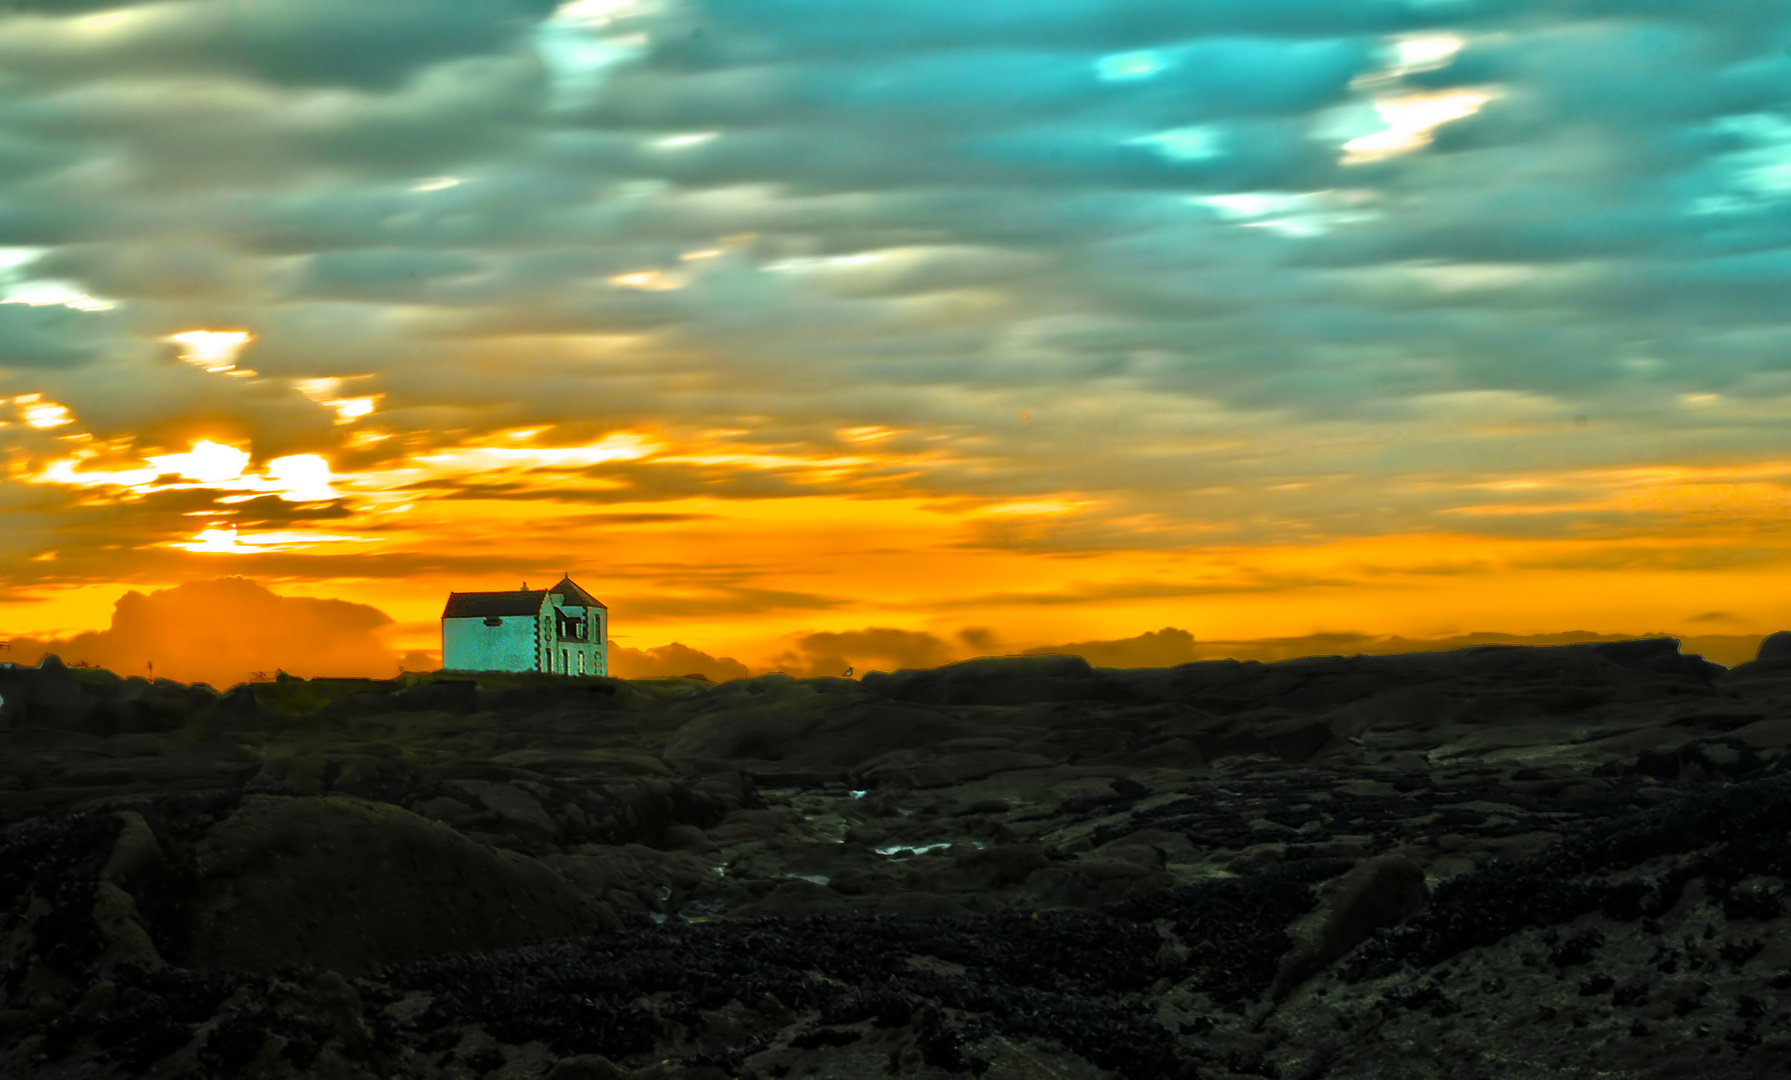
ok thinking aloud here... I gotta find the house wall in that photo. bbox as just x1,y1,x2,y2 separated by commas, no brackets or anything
443,614,540,672
538,607,552,672
593,610,607,676
545,602,608,676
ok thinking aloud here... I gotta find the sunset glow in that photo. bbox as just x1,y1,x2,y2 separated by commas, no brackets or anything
1,1,1787,686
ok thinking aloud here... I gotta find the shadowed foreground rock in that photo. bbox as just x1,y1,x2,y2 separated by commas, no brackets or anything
4,637,1791,1077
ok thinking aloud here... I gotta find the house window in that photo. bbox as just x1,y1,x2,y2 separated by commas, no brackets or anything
562,649,569,673
576,652,585,675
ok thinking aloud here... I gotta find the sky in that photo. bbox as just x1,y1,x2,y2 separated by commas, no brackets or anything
2,0,1790,685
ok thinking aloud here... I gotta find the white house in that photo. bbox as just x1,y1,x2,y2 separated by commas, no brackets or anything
440,574,608,676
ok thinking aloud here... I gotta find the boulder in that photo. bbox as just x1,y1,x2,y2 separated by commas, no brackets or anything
212,683,274,731
182,794,617,974
851,748,1057,789
1756,631,1791,664
1589,638,1724,679
0,656,102,731
1270,853,1431,1003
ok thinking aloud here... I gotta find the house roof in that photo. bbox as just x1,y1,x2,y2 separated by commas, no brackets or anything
548,574,608,609
442,590,549,619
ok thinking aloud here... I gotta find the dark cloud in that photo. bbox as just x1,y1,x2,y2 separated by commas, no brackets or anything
34,243,263,304
744,624,1782,677
1024,626,1199,668
226,496,355,526
0,302,105,367
1180,630,1774,667
770,627,960,678
296,249,484,303
660,0,1436,65
608,587,848,620
607,640,750,682
0,1,559,92
0,576,400,687
398,649,440,672
937,577,1329,607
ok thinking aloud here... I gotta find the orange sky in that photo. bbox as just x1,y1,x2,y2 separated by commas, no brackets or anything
4,413,1787,679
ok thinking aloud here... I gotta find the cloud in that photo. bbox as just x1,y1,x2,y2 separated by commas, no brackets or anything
1178,629,1775,667
743,622,1784,679
4,0,1791,657
0,0,560,92
1024,626,1199,668
0,576,400,686
0,301,107,367
769,627,961,678
398,649,440,672
757,623,1199,676
1685,610,1742,624
601,585,848,620
606,640,750,682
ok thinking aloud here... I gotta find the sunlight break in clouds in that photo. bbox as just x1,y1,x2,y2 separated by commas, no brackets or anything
168,330,254,376
1096,51,1167,82
611,269,683,290
0,247,113,311
1341,91,1493,163
1131,126,1226,163
168,526,373,555
13,394,72,430
1360,33,1466,87
655,132,718,149
978,497,1098,517
404,432,661,478
149,440,249,484
296,378,382,424
535,0,652,111
555,0,650,25
233,454,338,503
2,283,112,312
31,440,339,505
1194,191,1374,238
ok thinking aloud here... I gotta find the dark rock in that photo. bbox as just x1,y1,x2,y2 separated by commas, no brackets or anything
1270,854,1429,1001
12,648,1791,1079
1,656,101,731
546,1055,628,1080
1634,737,1767,782
177,794,617,973
211,684,273,732
861,654,1133,707
1756,631,1791,664
1591,637,1716,676
396,680,478,714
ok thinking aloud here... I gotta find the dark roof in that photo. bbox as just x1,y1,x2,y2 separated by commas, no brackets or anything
549,575,608,609
442,590,548,619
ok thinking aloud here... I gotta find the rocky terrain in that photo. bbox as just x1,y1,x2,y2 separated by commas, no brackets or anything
5,635,1791,1078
